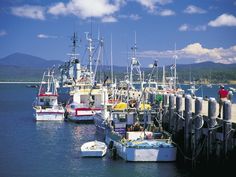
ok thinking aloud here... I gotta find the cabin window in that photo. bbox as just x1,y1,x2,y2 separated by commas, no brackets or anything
44,98,50,106
118,114,127,122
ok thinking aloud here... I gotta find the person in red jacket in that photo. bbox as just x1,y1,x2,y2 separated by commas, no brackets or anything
218,85,229,118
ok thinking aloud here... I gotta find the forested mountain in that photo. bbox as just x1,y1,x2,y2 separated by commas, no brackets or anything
0,53,236,83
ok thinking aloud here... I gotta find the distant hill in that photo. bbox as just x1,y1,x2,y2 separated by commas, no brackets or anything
0,53,236,83
0,53,63,68
0,53,64,81
175,62,236,83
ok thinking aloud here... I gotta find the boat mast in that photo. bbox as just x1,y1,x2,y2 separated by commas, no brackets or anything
162,66,165,86
110,34,113,84
47,69,50,93
94,35,104,84
85,32,94,81
173,43,178,90
130,32,142,87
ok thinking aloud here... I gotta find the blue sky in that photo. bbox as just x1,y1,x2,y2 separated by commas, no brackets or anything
0,0,236,67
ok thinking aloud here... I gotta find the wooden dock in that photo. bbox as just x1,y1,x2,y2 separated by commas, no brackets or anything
156,93,236,169
182,98,236,123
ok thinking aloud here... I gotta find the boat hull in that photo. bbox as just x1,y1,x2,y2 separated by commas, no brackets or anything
125,147,177,162
67,115,94,123
66,108,102,123
94,114,106,136
81,141,107,157
106,135,177,162
35,111,65,121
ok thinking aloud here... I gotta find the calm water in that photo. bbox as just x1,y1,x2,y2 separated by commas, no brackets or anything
181,84,236,103
0,83,235,177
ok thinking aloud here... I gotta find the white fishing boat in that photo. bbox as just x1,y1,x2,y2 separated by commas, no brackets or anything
65,32,110,122
81,140,107,157
33,69,65,121
66,84,108,122
105,110,177,162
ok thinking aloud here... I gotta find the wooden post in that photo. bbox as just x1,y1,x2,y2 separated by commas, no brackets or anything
175,95,182,133
195,97,203,136
207,98,217,160
223,100,232,158
169,94,175,132
162,93,169,129
184,95,192,156
193,97,203,165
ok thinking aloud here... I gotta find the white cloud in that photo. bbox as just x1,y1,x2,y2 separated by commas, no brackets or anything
101,16,117,23
129,14,141,20
48,0,123,19
194,25,207,31
183,43,210,56
48,2,68,16
208,13,236,27
37,34,58,39
136,0,173,13
179,24,206,31
156,0,173,5
136,0,156,12
159,9,175,16
179,24,189,31
137,43,236,64
0,30,7,36
11,5,45,20
119,14,141,20
183,5,206,14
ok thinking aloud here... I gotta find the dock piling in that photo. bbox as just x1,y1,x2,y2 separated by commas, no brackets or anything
223,100,232,158
169,94,175,132
184,95,192,156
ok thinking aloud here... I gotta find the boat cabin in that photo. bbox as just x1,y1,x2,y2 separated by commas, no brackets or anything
37,92,58,108
110,110,154,136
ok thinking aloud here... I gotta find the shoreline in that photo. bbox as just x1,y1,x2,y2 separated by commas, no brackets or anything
0,81,41,84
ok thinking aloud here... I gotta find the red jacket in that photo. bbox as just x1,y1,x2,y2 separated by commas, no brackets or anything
218,89,228,98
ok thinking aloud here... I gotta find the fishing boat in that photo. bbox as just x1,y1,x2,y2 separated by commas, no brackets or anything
65,32,111,122
94,60,177,162
103,108,177,162
57,33,81,105
81,140,107,157
33,69,65,121
66,83,108,122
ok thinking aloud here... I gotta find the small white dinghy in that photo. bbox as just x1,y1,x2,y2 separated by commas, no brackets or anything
81,140,107,157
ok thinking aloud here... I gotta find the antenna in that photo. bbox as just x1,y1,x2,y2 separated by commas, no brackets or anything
90,17,93,37
110,34,113,83
85,32,93,75
173,43,178,90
